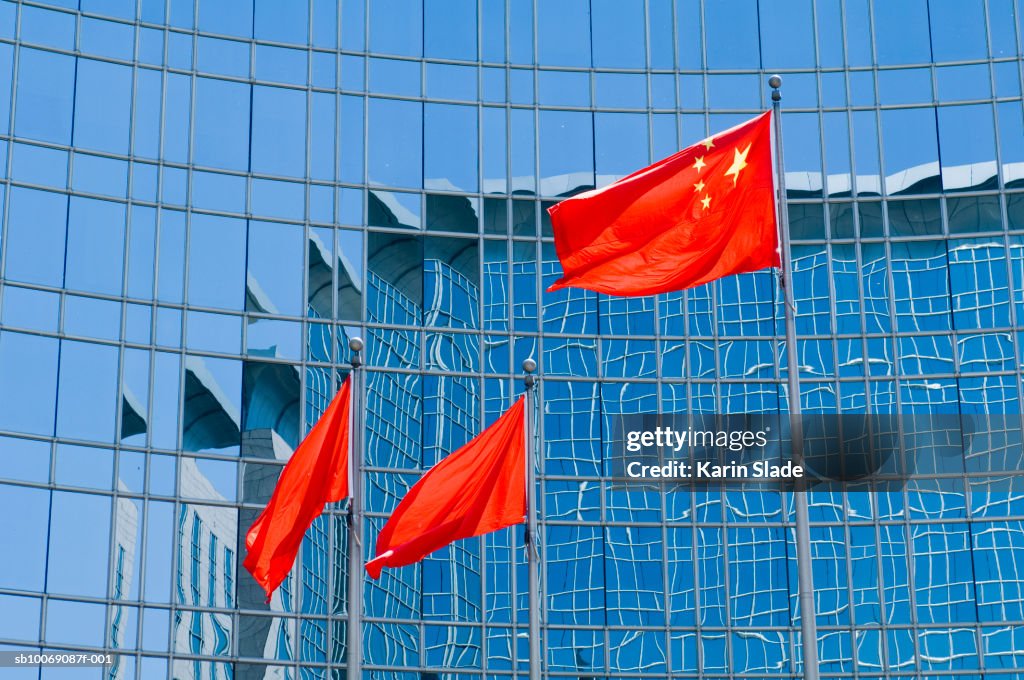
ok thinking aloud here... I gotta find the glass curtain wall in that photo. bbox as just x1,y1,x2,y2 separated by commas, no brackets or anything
0,0,1022,677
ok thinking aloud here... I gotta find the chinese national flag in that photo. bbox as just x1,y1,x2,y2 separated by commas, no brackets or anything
366,397,526,579
244,376,351,600
547,111,779,296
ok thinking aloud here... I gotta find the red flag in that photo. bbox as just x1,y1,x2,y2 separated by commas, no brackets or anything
366,397,526,579
547,111,780,296
244,375,351,600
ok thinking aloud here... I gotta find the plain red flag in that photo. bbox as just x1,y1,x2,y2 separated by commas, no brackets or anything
366,397,526,579
547,111,780,296
244,375,351,600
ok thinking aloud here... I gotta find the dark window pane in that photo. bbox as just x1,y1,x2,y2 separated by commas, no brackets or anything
889,198,942,236
512,199,536,237
830,202,855,238
858,201,884,237
788,203,826,239
948,195,1002,233
426,194,479,233
483,197,507,235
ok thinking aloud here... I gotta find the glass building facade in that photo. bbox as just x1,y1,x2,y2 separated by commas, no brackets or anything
0,0,1023,677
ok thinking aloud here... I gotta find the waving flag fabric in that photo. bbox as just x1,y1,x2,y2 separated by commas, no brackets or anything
547,111,779,296
244,376,351,600
366,397,526,579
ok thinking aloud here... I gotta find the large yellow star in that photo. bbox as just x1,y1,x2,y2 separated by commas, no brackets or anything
693,155,706,172
724,144,751,186
694,179,705,192
700,194,711,210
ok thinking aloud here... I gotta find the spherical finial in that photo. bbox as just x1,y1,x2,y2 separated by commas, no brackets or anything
522,358,537,374
768,74,782,89
348,336,364,353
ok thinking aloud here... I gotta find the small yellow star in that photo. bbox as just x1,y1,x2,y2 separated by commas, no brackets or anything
693,155,706,172
701,137,715,150
724,144,751,186
700,194,712,210
694,179,705,192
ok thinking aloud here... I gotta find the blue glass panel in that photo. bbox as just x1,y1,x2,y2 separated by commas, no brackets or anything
194,77,250,172
370,0,422,57
537,0,590,67
425,0,476,60
591,0,645,68
4,187,67,287
14,47,74,145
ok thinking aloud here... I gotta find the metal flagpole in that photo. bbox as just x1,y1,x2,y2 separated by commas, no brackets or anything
522,358,542,680
769,75,820,680
347,336,365,680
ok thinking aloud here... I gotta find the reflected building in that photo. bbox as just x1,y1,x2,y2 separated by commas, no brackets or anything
0,0,1023,678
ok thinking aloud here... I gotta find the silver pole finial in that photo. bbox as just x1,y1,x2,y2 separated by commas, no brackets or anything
349,336,364,369
522,358,537,388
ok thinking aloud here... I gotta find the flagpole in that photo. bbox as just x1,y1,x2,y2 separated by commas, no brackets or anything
347,336,364,680
769,75,820,680
522,358,542,680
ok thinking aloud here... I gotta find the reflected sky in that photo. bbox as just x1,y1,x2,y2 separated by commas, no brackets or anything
0,0,1023,677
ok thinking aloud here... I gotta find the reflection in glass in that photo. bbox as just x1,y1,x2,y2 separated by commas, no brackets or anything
937,104,998,191
882,109,940,196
